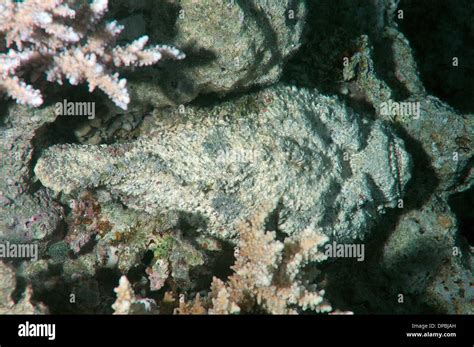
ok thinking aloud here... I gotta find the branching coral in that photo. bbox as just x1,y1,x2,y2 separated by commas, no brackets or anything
0,0,184,109
112,275,158,314
7,194,340,315
112,202,333,315
208,202,332,314
112,275,135,314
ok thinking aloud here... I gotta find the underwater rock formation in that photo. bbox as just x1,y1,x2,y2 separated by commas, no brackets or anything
0,262,47,314
381,196,473,314
113,0,307,108
0,104,64,245
340,34,473,194
1,0,472,316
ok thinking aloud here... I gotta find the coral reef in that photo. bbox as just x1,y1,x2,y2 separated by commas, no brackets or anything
282,0,473,314
340,34,473,193
111,203,333,315
0,262,47,314
207,202,332,314
112,275,157,314
0,0,184,109
0,0,472,316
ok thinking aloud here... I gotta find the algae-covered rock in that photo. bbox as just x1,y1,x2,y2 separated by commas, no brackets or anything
0,262,47,314
341,33,473,193
0,104,64,244
381,196,473,314
114,0,307,109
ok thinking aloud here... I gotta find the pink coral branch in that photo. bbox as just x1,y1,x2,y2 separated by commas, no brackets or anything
0,0,185,109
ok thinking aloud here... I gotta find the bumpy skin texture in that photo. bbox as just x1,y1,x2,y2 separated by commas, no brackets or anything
36,85,411,242
341,33,473,194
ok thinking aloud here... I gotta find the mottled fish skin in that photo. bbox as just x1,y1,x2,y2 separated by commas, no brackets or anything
35,85,412,242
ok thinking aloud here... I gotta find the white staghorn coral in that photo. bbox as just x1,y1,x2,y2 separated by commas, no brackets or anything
112,275,158,314
110,203,334,315
112,275,135,315
0,0,185,109
208,202,332,315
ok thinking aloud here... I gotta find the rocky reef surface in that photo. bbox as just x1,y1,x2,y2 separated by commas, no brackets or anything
0,106,64,247
0,0,472,314
109,0,308,109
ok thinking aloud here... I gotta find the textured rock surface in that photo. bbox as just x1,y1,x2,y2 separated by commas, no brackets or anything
282,3,473,314
36,85,412,242
322,196,474,314
399,97,473,193
111,0,307,109
0,262,47,314
0,105,64,244
340,33,473,193
398,0,474,113
381,196,473,314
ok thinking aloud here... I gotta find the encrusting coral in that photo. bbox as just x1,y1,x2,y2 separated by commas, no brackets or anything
0,0,184,109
